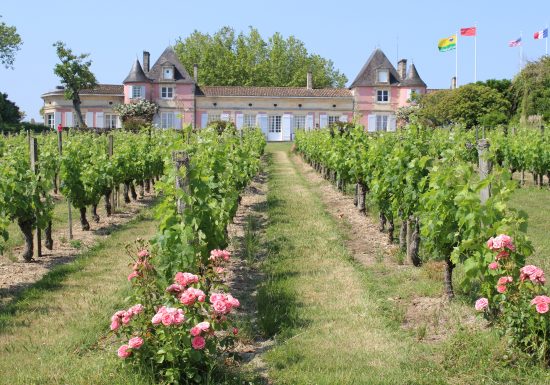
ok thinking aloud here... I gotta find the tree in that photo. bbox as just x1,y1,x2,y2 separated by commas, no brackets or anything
174,26,347,88
511,56,550,123
0,16,22,69
416,84,511,129
52,41,97,127
0,92,21,124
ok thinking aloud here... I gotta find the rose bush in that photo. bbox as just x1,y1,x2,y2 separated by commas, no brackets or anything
475,235,550,363
110,247,239,384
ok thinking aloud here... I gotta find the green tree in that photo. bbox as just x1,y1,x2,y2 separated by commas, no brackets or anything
511,56,550,123
0,92,21,124
417,84,511,129
175,26,347,88
52,41,97,127
0,16,22,69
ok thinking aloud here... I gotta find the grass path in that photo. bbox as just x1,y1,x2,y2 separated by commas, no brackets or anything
0,208,157,385
259,144,550,385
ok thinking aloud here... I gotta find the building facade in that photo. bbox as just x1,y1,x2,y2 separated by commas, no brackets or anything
41,47,426,140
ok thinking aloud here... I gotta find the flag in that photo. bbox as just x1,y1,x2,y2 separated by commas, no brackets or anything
534,28,548,40
438,34,457,52
508,37,522,47
460,27,477,36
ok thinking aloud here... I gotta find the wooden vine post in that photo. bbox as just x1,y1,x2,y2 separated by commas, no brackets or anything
108,135,116,213
58,131,73,240
477,138,492,204
30,137,42,258
172,151,190,214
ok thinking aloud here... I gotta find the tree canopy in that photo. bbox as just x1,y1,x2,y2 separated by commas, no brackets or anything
0,16,22,69
174,26,347,88
511,56,550,123
416,83,511,129
0,92,21,124
53,41,97,127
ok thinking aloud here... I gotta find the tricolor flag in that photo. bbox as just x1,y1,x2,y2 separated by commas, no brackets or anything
438,34,457,52
508,37,522,47
460,27,477,36
534,28,548,40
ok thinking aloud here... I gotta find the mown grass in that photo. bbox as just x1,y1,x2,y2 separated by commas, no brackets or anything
258,143,550,385
0,208,157,385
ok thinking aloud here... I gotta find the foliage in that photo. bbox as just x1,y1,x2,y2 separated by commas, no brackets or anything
0,15,22,69
175,26,347,88
511,56,550,123
0,92,21,124
113,99,159,124
52,41,97,127
417,84,511,128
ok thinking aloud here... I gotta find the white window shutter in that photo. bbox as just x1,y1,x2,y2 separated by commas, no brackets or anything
54,112,62,126
282,114,292,141
174,112,181,130
129,86,134,99
367,115,377,132
235,113,244,129
258,114,268,135
65,112,73,127
319,114,328,128
388,115,397,132
339,114,348,123
96,112,104,128
220,113,229,121
116,115,122,128
85,112,93,127
305,113,314,130
141,86,146,99
201,112,208,128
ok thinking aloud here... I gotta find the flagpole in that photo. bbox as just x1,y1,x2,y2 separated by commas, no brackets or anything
456,31,459,87
474,24,477,82
519,31,523,71
546,23,548,55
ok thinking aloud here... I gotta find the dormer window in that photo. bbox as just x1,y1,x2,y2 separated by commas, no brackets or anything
163,66,174,80
377,69,389,84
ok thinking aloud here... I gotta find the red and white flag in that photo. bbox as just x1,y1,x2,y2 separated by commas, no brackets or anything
460,27,477,36
508,37,522,47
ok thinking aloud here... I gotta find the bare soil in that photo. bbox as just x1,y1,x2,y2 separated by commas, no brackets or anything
0,193,156,307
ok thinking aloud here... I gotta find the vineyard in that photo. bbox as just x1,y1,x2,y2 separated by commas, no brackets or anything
1,124,550,384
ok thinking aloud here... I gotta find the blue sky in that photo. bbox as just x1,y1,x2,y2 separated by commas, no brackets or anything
1,0,549,122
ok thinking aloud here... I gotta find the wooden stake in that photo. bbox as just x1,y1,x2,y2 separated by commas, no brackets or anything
30,138,42,258
172,151,190,214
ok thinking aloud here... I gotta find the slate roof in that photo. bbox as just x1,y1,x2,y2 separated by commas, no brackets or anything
42,84,124,96
147,46,195,84
123,59,149,83
350,49,401,87
399,63,427,87
196,86,352,98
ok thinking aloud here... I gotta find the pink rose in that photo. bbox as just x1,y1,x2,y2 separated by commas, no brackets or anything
213,300,227,314
486,238,494,250
475,297,489,311
226,294,240,308
215,267,225,275
161,313,173,326
174,272,199,287
166,284,184,294
495,251,509,260
233,327,238,335
191,336,206,350
117,344,131,359
152,313,162,325
130,304,144,315
197,321,210,332
128,336,144,349
190,326,201,336
497,285,507,293
210,293,224,303
497,276,513,285
520,265,545,284
127,271,139,281
536,302,549,314
137,249,150,258
110,320,120,331
488,262,499,270
180,290,197,306
121,312,132,325
530,295,550,305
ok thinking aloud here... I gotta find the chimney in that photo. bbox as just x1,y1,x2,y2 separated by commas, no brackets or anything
306,71,313,90
451,76,457,89
397,59,407,80
193,63,198,82
143,51,150,73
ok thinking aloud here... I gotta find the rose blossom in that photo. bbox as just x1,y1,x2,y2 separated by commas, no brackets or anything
495,251,509,261
191,336,206,350
497,285,507,293
127,271,139,281
531,296,550,314
475,297,489,311
117,344,131,359
128,336,144,349
137,249,150,258
174,272,199,287
487,234,515,252
110,320,120,331
536,302,549,314
190,326,201,336
233,327,239,335
209,249,231,263
166,284,184,294
497,276,513,285
129,304,144,315
520,265,545,284
213,300,227,314
488,262,499,270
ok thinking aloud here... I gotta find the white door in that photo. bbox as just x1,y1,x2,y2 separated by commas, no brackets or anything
268,115,282,141
282,114,292,141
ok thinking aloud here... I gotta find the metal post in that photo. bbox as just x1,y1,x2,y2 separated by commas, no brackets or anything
172,151,190,214
30,138,42,258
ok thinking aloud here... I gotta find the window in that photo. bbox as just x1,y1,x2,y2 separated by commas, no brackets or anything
132,86,143,99
294,115,306,130
377,90,389,103
377,69,389,83
163,67,174,80
161,87,173,99
243,114,256,127
376,115,388,131
105,114,118,129
46,114,54,128
207,113,221,124
161,112,174,128
268,115,281,133
328,115,340,125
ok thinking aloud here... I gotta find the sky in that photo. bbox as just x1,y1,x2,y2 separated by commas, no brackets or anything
1,0,549,122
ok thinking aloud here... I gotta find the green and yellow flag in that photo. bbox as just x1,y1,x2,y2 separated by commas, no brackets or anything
438,34,457,52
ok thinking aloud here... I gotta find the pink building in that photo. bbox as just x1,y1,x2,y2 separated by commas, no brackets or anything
41,47,426,140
